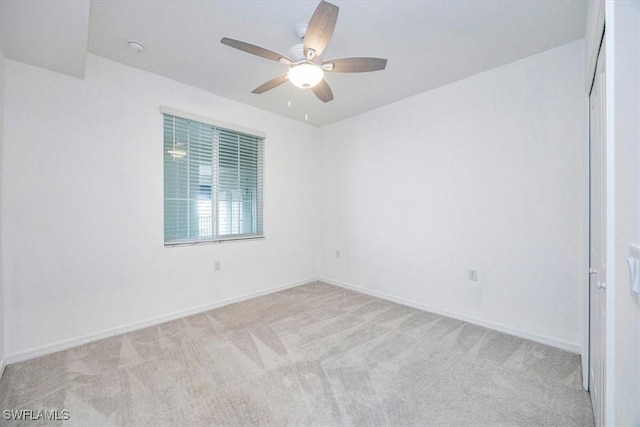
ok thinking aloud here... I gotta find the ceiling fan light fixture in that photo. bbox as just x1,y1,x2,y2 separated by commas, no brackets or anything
287,63,324,89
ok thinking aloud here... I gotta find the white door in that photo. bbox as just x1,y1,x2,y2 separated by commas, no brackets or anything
589,39,606,427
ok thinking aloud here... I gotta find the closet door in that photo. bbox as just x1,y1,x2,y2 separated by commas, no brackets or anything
588,38,606,427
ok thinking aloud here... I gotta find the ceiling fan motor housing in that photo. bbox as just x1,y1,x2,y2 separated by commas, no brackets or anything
287,43,306,62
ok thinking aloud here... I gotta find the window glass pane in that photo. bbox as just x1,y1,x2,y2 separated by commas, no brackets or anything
164,116,214,243
216,130,261,238
163,113,263,244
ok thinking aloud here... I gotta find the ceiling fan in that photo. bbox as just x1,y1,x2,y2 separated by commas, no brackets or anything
220,0,387,103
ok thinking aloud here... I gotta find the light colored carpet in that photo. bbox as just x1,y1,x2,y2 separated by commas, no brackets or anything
0,281,594,426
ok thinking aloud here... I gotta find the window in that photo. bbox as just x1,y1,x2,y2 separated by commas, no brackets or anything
163,110,264,245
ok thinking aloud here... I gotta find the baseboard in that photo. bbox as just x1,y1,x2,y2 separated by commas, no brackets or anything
5,275,581,365
6,277,315,365
0,357,6,379
319,276,581,354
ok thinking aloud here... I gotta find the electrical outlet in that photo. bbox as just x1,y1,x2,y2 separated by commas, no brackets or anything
214,261,221,271
468,269,478,281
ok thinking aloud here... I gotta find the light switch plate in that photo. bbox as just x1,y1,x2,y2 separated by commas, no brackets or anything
628,244,640,296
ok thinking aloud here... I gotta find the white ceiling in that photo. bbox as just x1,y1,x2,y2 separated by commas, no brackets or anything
0,0,90,78
2,0,586,127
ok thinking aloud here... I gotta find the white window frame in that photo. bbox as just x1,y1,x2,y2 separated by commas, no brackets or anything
161,107,265,246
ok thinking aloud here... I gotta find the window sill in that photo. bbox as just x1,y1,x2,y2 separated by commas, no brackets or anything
164,235,265,247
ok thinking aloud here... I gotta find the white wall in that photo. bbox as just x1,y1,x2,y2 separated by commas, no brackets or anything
318,40,587,351
2,54,319,359
585,0,604,91
2,40,590,362
608,1,640,424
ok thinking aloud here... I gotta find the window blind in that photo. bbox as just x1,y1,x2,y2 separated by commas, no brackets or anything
163,113,264,245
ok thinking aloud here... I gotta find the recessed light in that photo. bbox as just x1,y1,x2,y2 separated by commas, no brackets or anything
127,40,144,53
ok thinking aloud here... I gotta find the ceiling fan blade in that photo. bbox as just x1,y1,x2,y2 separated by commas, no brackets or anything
221,37,291,63
252,75,288,94
312,79,334,103
323,57,388,73
304,1,339,59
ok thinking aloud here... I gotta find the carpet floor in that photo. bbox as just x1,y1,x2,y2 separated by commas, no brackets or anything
0,281,594,426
